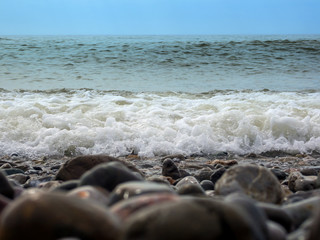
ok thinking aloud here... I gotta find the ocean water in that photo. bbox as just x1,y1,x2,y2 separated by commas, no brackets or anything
0,35,320,158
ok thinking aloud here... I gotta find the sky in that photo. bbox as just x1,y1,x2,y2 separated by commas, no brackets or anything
0,0,319,35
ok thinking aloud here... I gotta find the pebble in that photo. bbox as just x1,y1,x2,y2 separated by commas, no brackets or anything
162,159,180,180
0,171,15,199
79,162,143,192
215,164,283,204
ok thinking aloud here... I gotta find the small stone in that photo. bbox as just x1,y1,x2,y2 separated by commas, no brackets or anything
215,164,283,204
288,172,320,192
55,155,141,181
0,192,121,240
8,174,30,185
79,162,143,192
162,159,180,180
38,181,62,190
194,167,214,182
146,175,171,185
210,167,226,187
200,180,215,191
108,181,175,206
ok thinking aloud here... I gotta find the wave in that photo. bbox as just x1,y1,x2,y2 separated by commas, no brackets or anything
0,89,319,158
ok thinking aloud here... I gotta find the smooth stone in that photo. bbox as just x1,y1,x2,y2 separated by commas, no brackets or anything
175,176,199,188
210,167,226,187
200,180,215,191
193,167,214,182
215,164,283,204
55,154,141,181
288,172,320,192
162,159,180,180
108,181,175,206
8,174,30,185
266,221,287,240
123,197,268,240
257,202,293,232
79,162,143,192
0,192,121,240
300,168,318,176
176,184,206,196
67,186,110,206
175,176,205,196
282,196,320,229
305,205,320,240
110,193,180,221
0,171,15,199
284,188,320,204
52,180,80,192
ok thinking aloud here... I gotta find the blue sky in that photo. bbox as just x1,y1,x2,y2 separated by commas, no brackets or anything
0,0,319,35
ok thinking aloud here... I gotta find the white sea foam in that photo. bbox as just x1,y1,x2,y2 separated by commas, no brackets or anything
0,90,319,158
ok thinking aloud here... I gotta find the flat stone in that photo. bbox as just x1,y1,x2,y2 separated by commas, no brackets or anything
288,172,320,192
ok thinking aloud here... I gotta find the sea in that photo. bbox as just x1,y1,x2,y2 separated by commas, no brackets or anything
0,35,320,158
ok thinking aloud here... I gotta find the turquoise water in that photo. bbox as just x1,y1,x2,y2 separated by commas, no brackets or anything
0,35,320,158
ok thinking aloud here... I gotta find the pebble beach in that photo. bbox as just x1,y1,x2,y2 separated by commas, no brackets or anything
0,152,320,239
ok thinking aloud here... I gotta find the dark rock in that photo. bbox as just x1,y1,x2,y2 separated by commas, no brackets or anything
300,168,318,176
200,180,215,191
33,166,43,171
123,197,268,240
108,181,175,206
162,159,180,180
178,169,191,178
0,192,121,240
194,167,214,182
55,155,141,181
110,193,180,221
284,188,320,204
0,171,15,199
215,164,283,204
1,168,25,176
0,195,10,214
210,167,226,187
79,162,143,192
270,169,288,181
